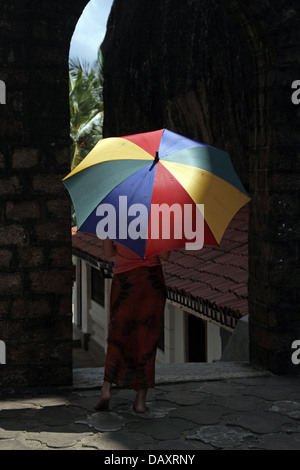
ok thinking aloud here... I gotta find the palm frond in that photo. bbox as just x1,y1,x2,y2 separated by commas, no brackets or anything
69,53,104,170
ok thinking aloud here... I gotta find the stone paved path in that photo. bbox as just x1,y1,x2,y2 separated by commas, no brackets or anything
0,363,300,451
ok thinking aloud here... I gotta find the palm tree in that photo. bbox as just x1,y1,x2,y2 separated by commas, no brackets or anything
69,48,104,170
69,48,104,225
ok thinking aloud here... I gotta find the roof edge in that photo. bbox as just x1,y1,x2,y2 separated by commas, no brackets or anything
72,247,241,329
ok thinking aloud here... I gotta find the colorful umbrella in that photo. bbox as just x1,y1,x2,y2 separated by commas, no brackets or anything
63,128,250,259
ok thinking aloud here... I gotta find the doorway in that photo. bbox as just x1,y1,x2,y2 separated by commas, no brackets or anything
186,313,206,362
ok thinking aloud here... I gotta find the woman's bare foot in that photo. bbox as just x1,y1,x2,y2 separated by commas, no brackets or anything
133,388,148,413
94,381,111,411
94,397,110,411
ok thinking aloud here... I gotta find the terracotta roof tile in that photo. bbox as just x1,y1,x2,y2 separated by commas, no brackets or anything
72,206,249,323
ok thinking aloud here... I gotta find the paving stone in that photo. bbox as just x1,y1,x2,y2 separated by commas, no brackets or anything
155,382,198,393
1,362,299,451
281,421,300,433
26,405,86,427
161,390,205,406
170,403,225,425
0,411,40,432
76,412,129,432
113,389,137,400
270,401,300,420
117,400,177,419
192,381,248,397
72,390,100,398
67,395,101,411
230,377,300,402
81,430,155,450
230,377,272,387
141,401,177,419
156,438,200,450
251,432,300,450
201,394,261,412
21,394,71,408
0,438,35,450
0,400,34,411
24,431,86,449
126,417,195,441
0,426,22,439
224,410,293,434
72,394,129,414
186,425,253,449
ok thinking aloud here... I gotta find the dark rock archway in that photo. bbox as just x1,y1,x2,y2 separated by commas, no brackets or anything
101,0,300,374
0,0,89,387
0,0,299,388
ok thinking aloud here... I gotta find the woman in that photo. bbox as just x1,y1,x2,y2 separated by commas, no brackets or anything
94,238,170,413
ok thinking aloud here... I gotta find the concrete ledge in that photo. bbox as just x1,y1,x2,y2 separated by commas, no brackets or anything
221,315,249,362
72,361,272,390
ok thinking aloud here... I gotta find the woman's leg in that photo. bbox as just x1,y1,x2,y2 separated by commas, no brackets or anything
94,380,111,410
134,388,148,413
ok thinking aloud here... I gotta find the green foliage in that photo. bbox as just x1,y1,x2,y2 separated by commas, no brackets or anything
69,48,104,171
69,48,104,226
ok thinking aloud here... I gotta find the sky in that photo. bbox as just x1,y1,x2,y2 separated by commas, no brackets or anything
69,0,114,65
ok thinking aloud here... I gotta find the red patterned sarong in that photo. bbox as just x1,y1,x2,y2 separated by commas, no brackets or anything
104,265,167,390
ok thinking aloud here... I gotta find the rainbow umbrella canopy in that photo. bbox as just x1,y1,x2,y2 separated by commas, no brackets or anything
63,129,250,259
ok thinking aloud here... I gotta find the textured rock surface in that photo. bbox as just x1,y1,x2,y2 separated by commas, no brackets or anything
101,0,252,186
0,0,88,387
0,0,299,388
102,0,300,374
0,363,300,450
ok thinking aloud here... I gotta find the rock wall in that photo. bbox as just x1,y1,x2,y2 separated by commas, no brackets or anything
0,0,88,387
101,0,253,186
102,0,300,373
0,0,299,387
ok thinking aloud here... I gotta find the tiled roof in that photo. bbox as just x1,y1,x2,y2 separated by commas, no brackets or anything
71,227,115,278
161,206,248,328
72,206,248,329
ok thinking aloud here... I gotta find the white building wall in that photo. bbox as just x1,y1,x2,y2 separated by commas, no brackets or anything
81,260,90,334
206,321,222,363
156,302,186,364
89,300,106,349
73,256,226,365
173,306,186,363
73,257,80,326
88,277,112,354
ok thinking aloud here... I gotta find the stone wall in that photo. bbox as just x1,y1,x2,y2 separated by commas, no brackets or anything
0,0,88,387
102,0,300,373
227,0,300,373
102,0,253,186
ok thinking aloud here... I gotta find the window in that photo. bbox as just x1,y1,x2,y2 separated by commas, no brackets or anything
91,267,105,306
186,313,206,362
157,316,164,352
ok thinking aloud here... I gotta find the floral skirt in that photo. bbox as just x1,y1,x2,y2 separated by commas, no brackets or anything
104,265,167,390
